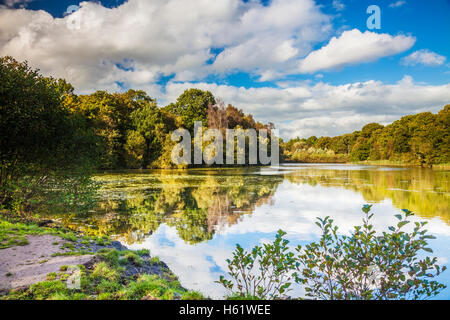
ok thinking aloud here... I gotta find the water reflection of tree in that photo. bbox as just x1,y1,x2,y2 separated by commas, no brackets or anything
285,168,449,224
49,171,282,244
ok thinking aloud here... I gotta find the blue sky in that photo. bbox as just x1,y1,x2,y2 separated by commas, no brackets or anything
1,0,449,138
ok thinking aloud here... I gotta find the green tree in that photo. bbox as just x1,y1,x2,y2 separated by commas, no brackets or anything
128,101,167,168
0,56,98,211
165,89,215,131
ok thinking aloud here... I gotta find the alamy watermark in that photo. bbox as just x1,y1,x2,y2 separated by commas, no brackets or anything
66,265,81,289
66,5,81,30
367,5,381,30
171,121,279,166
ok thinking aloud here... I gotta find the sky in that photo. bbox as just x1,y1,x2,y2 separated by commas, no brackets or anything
0,0,449,139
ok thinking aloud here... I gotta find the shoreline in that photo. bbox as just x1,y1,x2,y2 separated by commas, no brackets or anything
0,216,206,300
281,160,450,169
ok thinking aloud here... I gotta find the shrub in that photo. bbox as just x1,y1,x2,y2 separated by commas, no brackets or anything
295,205,446,300
219,206,447,300
217,230,297,299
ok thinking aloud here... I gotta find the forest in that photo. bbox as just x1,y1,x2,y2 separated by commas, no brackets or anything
282,106,449,166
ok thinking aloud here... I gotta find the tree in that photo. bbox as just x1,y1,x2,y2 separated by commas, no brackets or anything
128,101,166,168
0,56,98,211
165,89,215,131
282,106,449,166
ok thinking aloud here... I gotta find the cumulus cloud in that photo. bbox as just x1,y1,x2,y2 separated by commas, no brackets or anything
0,0,331,90
212,0,331,80
401,49,447,66
298,29,416,73
164,76,450,139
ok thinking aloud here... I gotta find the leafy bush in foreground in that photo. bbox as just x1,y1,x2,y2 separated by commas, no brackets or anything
219,206,446,300
217,230,297,299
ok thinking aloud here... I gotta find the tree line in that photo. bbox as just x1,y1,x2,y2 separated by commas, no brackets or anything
282,106,449,166
0,56,273,212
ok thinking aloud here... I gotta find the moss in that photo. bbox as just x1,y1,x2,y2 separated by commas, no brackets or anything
135,249,150,256
120,251,144,266
91,262,120,282
1,252,202,300
150,256,161,264
97,248,120,266
59,234,77,242
98,292,115,300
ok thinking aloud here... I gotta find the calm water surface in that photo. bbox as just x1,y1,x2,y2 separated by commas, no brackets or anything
53,164,450,299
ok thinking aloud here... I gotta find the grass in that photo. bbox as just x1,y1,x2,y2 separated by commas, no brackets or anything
2,248,208,300
0,214,115,252
119,251,144,266
0,215,209,300
150,256,161,264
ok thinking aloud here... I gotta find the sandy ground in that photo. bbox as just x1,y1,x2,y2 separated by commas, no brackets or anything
0,235,94,293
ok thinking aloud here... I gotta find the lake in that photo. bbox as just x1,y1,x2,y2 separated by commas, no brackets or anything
48,164,450,299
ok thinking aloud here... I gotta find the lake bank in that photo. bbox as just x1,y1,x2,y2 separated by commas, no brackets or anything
281,160,450,169
0,215,206,300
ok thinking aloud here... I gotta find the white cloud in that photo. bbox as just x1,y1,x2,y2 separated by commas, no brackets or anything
0,0,33,8
332,0,345,11
298,29,416,73
164,76,450,139
0,0,331,90
389,1,406,8
401,49,447,66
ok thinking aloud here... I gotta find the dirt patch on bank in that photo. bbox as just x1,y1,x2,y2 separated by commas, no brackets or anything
0,234,94,293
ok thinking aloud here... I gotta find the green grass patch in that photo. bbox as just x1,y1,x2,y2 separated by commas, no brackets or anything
1,248,205,300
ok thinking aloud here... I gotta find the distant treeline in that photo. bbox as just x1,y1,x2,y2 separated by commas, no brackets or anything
282,106,449,166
